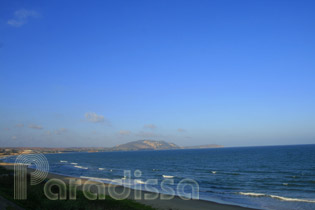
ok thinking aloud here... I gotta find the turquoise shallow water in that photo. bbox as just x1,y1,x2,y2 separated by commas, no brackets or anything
4,144,315,210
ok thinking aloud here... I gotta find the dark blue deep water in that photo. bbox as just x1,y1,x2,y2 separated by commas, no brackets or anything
3,145,315,210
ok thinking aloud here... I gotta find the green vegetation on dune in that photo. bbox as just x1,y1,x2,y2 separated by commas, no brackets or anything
0,166,155,210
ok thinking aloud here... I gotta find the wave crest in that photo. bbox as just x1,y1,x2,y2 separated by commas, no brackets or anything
238,192,315,203
162,175,174,178
74,165,88,170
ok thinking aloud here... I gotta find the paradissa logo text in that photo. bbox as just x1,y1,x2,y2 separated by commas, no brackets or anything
14,154,199,201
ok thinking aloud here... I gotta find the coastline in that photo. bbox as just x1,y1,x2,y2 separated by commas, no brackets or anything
0,163,258,210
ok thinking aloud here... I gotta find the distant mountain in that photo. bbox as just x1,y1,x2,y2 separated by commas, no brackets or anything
112,140,180,151
0,140,223,156
111,140,223,151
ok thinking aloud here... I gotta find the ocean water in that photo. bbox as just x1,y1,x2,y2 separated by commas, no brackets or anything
3,144,315,210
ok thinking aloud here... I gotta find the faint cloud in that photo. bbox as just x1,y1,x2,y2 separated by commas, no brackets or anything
85,112,109,124
45,131,52,135
144,124,156,130
16,123,24,128
7,9,39,27
29,124,43,130
11,136,17,140
4,128,10,131
137,131,157,138
119,130,131,136
54,128,68,135
177,128,186,132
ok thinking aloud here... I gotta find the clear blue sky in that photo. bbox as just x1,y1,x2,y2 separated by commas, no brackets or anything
1,0,315,147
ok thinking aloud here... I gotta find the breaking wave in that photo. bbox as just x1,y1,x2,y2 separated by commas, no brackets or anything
238,192,315,203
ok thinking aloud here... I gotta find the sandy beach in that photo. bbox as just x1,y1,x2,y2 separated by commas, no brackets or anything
0,163,257,210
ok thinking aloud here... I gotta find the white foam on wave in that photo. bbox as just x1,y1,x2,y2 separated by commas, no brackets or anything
211,171,217,174
135,180,145,184
60,160,67,163
70,163,78,165
99,168,105,170
80,176,131,186
74,165,88,170
238,192,315,203
239,192,265,197
80,176,114,182
162,175,174,178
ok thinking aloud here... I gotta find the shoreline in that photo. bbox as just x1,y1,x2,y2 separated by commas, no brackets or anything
1,163,258,210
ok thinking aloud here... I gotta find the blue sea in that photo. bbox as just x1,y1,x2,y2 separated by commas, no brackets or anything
3,144,315,210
